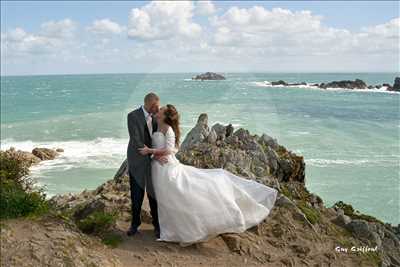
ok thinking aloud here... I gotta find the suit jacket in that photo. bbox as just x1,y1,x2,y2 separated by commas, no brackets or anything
127,107,158,195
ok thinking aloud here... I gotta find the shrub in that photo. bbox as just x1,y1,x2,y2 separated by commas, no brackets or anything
77,211,117,234
0,152,31,188
101,233,123,248
0,152,48,219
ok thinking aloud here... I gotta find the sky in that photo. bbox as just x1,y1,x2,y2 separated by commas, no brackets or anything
1,1,399,75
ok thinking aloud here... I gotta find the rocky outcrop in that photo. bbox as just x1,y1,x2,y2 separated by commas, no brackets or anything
1,147,62,167
192,72,226,80
319,79,367,89
389,77,400,92
265,78,400,93
32,147,59,160
47,113,399,266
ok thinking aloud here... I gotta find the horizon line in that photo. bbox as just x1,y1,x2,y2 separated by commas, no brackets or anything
2,71,399,78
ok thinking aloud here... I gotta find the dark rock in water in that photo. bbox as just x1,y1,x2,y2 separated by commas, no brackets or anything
319,79,367,89
269,81,307,87
56,148,64,153
271,80,288,86
31,147,58,160
192,72,225,80
393,77,400,91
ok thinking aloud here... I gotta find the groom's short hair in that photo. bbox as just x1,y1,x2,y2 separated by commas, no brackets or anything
144,92,159,104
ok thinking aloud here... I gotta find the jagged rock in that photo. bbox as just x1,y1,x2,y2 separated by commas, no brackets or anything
32,147,58,160
192,72,226,80
180,113,210,150
73,199,106,220
346,220,382,246
389,77,400,92
259,134,278,150
211,123,227,141
319,79,367,89
331,214,352,228
207,129,218,144
271,80,288,86
114,158,128,181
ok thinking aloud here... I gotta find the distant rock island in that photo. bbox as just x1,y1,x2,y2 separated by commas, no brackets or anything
192,72,226,80
260,77,400,92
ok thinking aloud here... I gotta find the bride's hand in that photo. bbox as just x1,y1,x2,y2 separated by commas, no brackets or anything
138,145,152,155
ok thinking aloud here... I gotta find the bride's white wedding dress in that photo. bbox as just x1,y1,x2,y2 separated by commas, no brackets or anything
151,127,277,244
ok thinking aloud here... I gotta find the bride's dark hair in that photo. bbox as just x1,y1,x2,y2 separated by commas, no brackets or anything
164,104,180,147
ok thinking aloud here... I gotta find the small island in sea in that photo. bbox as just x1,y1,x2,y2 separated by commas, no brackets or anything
192,72,226,81
1,114,399,266
256,77,400,92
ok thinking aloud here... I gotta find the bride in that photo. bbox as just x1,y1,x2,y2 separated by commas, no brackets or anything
139,104,277,244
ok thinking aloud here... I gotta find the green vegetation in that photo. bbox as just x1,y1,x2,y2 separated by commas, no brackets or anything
297,201,321,225
280,185,294,200
101,233,123,248
76,211,117,234
333,201,383,224
76,211,121,248
0,152,49,219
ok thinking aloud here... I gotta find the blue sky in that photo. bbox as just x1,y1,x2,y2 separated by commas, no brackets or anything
1,1,399,75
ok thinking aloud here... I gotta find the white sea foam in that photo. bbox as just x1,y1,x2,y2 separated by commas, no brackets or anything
306,158,398,167
251,81,400,94
1,138,126,172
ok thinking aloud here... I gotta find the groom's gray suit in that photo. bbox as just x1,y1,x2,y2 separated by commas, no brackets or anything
127,107,159,231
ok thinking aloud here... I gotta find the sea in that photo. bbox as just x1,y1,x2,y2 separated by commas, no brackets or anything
1,73,399,224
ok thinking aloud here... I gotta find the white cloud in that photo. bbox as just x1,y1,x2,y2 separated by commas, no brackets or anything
209,6,399,59
127,1,202,41
2,19,77,57
40,18,77,38
195,1,216,16
87,18,125,35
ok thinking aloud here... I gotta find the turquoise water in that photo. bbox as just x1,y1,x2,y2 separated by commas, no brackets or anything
1,73,399,224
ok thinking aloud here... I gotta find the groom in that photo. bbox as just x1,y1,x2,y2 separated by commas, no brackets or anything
126,92,163,238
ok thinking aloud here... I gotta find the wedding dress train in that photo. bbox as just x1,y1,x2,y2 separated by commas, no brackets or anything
151,127,277,243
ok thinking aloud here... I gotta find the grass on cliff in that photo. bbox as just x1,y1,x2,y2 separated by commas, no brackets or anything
76,211,117,234
297,201,321,225
333,201,383,224
76,211,122,247
0,152,49,219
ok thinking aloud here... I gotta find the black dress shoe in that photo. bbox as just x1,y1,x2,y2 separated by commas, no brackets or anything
127,227,138,236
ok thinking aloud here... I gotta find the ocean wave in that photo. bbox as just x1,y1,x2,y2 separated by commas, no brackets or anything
250,81,400,94
306,158,398,167
1,138,126,172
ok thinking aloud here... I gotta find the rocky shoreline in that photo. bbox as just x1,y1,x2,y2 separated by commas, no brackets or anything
259,77,400,92
1,114,399,266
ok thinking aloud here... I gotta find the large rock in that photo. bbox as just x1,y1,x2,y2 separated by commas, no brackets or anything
192,72,226,80
177,114,305,184
1,147,41,167
389,77,400,92
180,113,210,151
319,79,367,89
32,147,59,160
